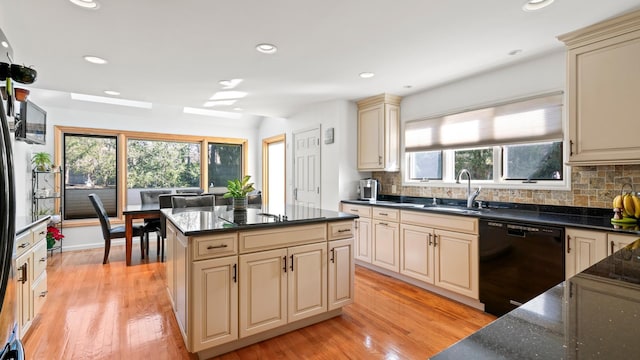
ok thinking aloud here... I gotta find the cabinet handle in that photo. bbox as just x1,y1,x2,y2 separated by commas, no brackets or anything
39,291,48,298
378,155,382,165
350,209,359,213
40,257,46,263
18,264,27,284
569,140,574,156
232,264,237,283
283,256,287,273
611,240,615,254
337,229,350,233
428,233,433,246
379,222,388,226
207,244,228,250
290,255,294,272
379,212,388,216
18,243,29,249
567,235,571,254
330,248,335,263
433,235,438,247
39,230,46,236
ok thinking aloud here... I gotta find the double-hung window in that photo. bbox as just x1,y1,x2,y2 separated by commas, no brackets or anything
404,92,565,188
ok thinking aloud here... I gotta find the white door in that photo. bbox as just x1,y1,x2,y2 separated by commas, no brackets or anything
292,127,321,208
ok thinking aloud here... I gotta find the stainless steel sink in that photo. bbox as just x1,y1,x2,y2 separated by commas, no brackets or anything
422,205,487,215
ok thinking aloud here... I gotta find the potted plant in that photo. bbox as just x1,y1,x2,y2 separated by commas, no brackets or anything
46,225,64,249
223,175,255,210
31,152,53,171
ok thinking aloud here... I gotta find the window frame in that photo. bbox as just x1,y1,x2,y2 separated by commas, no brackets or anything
54,125,248,226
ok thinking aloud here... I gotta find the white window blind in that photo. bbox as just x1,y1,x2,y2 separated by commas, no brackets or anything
405,92,563,152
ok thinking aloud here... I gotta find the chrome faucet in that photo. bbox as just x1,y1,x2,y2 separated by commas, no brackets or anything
456,169,481,208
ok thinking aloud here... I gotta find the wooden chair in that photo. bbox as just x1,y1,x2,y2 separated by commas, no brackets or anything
88,193,145,264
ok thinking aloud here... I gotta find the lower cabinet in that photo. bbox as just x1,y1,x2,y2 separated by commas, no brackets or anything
15,221,48,339
608,232,639,255
165,220,353,355
354,217,372,263
372,219,399,272
239,242,327,338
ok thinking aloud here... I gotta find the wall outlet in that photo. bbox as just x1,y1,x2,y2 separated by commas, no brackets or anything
391,184,397,193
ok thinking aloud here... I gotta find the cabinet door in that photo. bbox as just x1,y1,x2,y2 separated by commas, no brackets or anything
32,239,47,281
608,232,640,255
32,273,47,323
16,250,32,338
288,242,327,322
354,217,372,263
175,231,189,339
372,220,399,272
400,224,433,284
565,228,607,279
239,248,288,338
567,31,640,164
165,222,177,309
191,256,238,352
357,104,384,170
434,229,478,299
328,238,354,310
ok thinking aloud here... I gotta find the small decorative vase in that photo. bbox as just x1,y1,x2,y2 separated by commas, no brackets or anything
233,197,248,210
46,236,55,249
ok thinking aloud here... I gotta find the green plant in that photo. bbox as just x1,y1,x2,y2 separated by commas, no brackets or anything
31,152,52,171
223,175,255,199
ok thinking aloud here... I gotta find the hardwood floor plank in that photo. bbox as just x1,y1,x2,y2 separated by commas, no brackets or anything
23,245,494,359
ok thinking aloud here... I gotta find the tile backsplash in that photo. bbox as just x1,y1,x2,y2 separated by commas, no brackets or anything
373,165,640,209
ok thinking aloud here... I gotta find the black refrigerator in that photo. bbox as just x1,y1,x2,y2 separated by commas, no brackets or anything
0,80,24,359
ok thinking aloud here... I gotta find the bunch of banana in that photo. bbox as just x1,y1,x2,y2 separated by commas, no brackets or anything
612,192,640,223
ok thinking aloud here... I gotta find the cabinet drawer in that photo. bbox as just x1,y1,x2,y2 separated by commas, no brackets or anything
328,221,354,240
15,231,33,257
401,210,479,235
373,207,399,222
32,239,47,279
32,223,47,242
341,204,371,218
192,233,238,261
32,273,48,319
239,223,326,253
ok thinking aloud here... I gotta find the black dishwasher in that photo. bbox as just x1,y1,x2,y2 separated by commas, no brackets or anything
479,219,564,317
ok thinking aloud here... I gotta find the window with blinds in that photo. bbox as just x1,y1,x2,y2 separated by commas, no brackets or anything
403,92,566,187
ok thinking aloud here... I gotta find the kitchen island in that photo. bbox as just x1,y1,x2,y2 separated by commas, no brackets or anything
163,205,357,359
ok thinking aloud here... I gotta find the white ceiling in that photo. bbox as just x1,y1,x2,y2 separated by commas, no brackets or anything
1,0,640,119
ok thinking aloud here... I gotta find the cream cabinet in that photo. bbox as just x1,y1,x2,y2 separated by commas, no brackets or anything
400,210,479,300
372,208,400,272
565,228,607,279
356,94,401,171
559,10,640,165
608,232,640,255
327,221,355,311
15,221,48,339
340,204,372,263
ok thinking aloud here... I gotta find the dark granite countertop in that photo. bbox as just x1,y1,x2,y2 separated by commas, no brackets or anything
164,205,357,236
15,215,50,235
341,197,640,236
431,238,640,359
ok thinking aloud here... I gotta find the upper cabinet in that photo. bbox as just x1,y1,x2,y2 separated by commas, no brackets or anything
559,10,640,165
356,94,401,171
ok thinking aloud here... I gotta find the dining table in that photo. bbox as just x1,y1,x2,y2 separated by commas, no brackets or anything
123,203,161,266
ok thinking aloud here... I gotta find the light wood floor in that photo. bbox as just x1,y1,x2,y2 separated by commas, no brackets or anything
23,245,495,359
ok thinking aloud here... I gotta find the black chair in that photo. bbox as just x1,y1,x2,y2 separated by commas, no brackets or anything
88,193,145,264
176,188,204,195
140,189,171,258
157,193,199,261
248,192,262,205
214,194,231,205
171,194,215,208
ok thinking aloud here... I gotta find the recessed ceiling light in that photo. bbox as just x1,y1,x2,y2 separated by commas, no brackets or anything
83,55,108,64
1,41,8,48
508,49,523,56
183,107,243,119
359,72,375,79
404,85,413,89
218,79,243,89
233,107,243,111
104,90,120,96
203,100,237,107
210,91,248,100
71,93,152,109
69,0,99,9
256,43,277,54
522,0,554,11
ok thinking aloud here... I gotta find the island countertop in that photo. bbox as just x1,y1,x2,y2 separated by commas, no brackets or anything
163,204,358,236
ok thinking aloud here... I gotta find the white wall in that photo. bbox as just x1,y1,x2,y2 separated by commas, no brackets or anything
257,99,362,211
15,88,261,251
